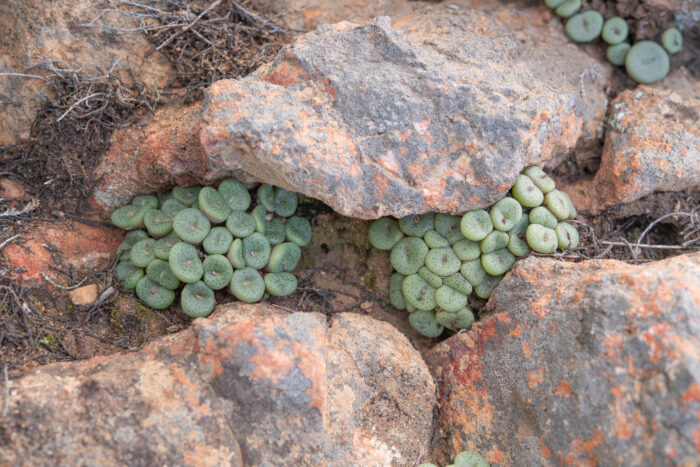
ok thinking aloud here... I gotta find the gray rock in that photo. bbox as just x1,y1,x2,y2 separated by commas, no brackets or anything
201,9,610,219
0,304,435,466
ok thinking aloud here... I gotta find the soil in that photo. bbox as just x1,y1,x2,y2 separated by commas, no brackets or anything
1,0,698,371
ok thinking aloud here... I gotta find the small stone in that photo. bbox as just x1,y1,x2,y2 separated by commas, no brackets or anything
69,284,98,305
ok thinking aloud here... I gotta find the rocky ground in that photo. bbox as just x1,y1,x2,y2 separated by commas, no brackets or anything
0,0,698,466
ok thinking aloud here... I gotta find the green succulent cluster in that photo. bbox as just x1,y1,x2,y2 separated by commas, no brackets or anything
369,166,579,338
419,450,490,467
544,1,683,83
113,181,311,317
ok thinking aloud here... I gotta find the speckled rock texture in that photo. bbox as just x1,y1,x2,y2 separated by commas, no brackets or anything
200,9,611,219
2,220,123,284
0,0,172,145
591,76,699,210
90,104,250,212
0,305,435,466
427,253,700,466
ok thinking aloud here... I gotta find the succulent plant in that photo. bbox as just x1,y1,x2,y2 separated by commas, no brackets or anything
449,450,490,467
529,206,558,229
626,41,670,84
169,242,204,283
435,285,468,312
227,238,246,269
550,1,680,83
460,210,493,241
181,281,215,317
264,218,286,245
285,216,313,247
130,238,157,267
230,267,265,303
203,227,234,255
526,224,558,254
408,310,443,338
419,266,443,289
146,258,181,290
389,273,407,310
425,247,461,276
601,17,628,45
507,215,531,257
565,10,604,43
481,248,516,276
490,197,522,231
274,188,298,217
226,210,256,238
136,276,176,310
402,274,437,311
555,222,580,249
251,205,267,233
436,308,475,332
424,230,450,249
461,258,486,287
202,254,234,290
474,274,502,300
257,184,276,211
173,208,211,244
555,0,581,18
390,237,429,275
434,213,465,244
116,261,143,290
452,238,481,262
524,166,555,194
442,273,473,296
661,27,682,54
154,232,179,260
367,165,580,338
172,186,201,207
218,179,251,211
606,43,631,66
399,213,435,237
512,174,544,208
112,182,310,315
161,198,187,217
198,187,231,224
132,195,158,210
264,272,298,297
242,232,271,269
480,230,509,254
111,204,148,230
267,242,302,273
144,209,173,238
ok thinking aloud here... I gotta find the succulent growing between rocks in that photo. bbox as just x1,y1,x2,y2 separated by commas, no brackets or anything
545,0,680,83
112,181,311,317
368,166,580,337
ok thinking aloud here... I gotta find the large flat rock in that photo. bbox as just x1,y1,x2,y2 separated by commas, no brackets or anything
200,9,610,219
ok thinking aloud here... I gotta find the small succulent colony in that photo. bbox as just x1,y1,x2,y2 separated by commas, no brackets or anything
112,181,311,318
369,167,579,338
544,0,683,83
419,450,490,467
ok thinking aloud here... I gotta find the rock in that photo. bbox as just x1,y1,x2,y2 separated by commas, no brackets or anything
91,103,249,211
0,0,172,145
568,70,699,212
427,253,700,466
200,9,610,219
69,284,99,305
257,0,536,30
1,304,435,466
2,221,123,283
